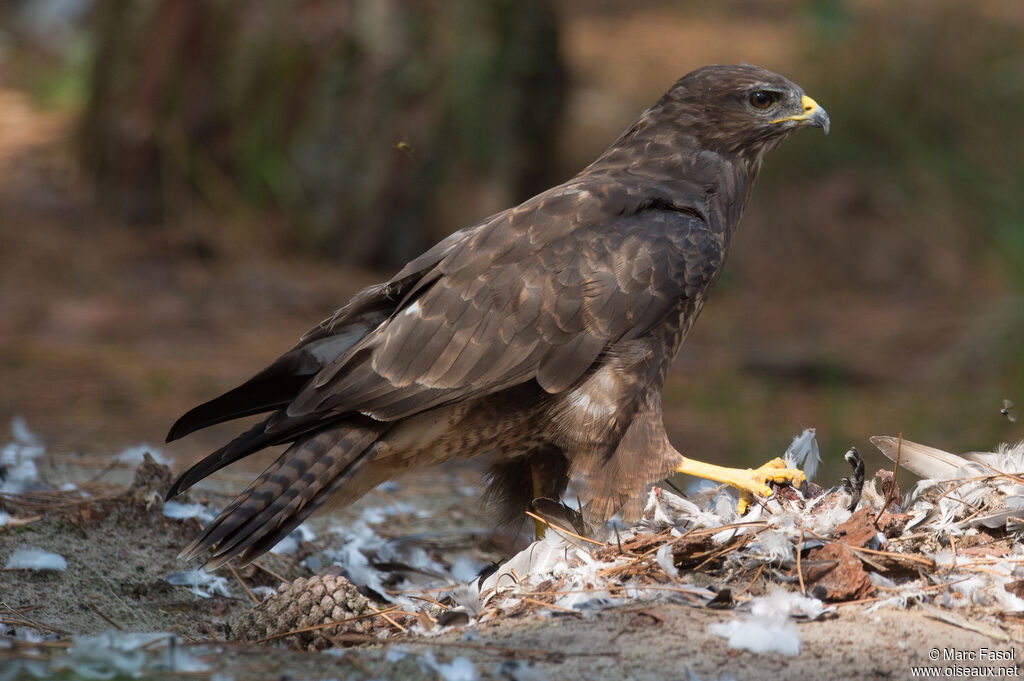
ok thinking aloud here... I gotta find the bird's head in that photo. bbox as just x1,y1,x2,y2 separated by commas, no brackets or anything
659,64,829,162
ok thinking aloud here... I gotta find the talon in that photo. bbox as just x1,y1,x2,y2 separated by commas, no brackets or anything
673,455,807,513
732,461,805,511
755,459,806,487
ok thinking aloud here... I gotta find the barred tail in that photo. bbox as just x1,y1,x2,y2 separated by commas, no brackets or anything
179,418,387,568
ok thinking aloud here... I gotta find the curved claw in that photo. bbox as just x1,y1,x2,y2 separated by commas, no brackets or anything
735,458,807,514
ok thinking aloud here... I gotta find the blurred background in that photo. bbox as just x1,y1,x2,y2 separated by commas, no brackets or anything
1,0,1022,489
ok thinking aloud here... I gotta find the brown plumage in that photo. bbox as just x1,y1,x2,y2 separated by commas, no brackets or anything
167,64,830,568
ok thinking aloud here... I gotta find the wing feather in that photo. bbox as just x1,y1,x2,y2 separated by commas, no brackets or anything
283,205,723,422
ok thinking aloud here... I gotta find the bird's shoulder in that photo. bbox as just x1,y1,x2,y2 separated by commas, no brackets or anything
438,173,715,275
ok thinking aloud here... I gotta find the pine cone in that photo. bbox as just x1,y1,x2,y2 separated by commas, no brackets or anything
233,574,372,650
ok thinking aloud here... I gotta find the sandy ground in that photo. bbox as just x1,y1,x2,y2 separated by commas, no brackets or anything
3,452,1022,681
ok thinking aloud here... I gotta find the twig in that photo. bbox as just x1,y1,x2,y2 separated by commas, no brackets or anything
596,533,675,575
0,513,42,528
1,601,70,636
225,563,259,604
0,491,123,511
369,604,407,633
834,579,968,607
966,565,1017,577
406,594,450,610
796,529,806,596
949,556,1024,567
875,431,902,523
85,602,124,631
519,597,581,615
200,621,220,642
736,563,766,597
691,535,751,571
521,584,709,606
331,650,372,673
524,511,604,546
935,480,984,513
249,560,288,584
85,460,125,485
686,521,772,537
970,460,1024,487
599,522,771,578
845,545,935,568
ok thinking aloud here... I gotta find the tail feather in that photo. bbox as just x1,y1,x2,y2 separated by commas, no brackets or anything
179,419,387,568
166,374,313,443
167,418,274,500
166,412,335,500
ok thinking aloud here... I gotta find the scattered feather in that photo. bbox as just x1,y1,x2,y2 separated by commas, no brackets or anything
1,417,44,494
50,632,209,678
164,569,232,598
447,583,483,618
250,586,276,599
10,415,40,445
360,501,429,524
114,445,173,467
708,617,800,656
749,588,832,621
162,500,217,523
418,650,478,681
480,534,571,592
494,659,551,681
5,545,67,571
868,572,897,589
656,543,678,579
269,523,316,556
783,428,821,481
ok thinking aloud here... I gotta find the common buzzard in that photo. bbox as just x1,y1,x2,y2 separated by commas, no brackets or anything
167,64,830,567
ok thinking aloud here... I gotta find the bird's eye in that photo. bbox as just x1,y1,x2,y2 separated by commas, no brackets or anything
748,91,776,109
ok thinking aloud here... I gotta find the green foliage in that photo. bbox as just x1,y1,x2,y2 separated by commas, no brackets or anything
3,39,90,111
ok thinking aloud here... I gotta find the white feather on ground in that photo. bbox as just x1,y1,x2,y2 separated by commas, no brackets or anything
872,436,1024,532
163,568,232,598
784,428,821,481
4,545,67,571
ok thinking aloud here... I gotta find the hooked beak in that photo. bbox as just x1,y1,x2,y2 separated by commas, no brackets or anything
772,95,830,135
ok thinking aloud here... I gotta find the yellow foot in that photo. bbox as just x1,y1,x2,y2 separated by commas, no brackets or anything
674,456,806,515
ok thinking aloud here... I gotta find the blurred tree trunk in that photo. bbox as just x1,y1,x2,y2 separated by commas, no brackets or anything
78,0,566,267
